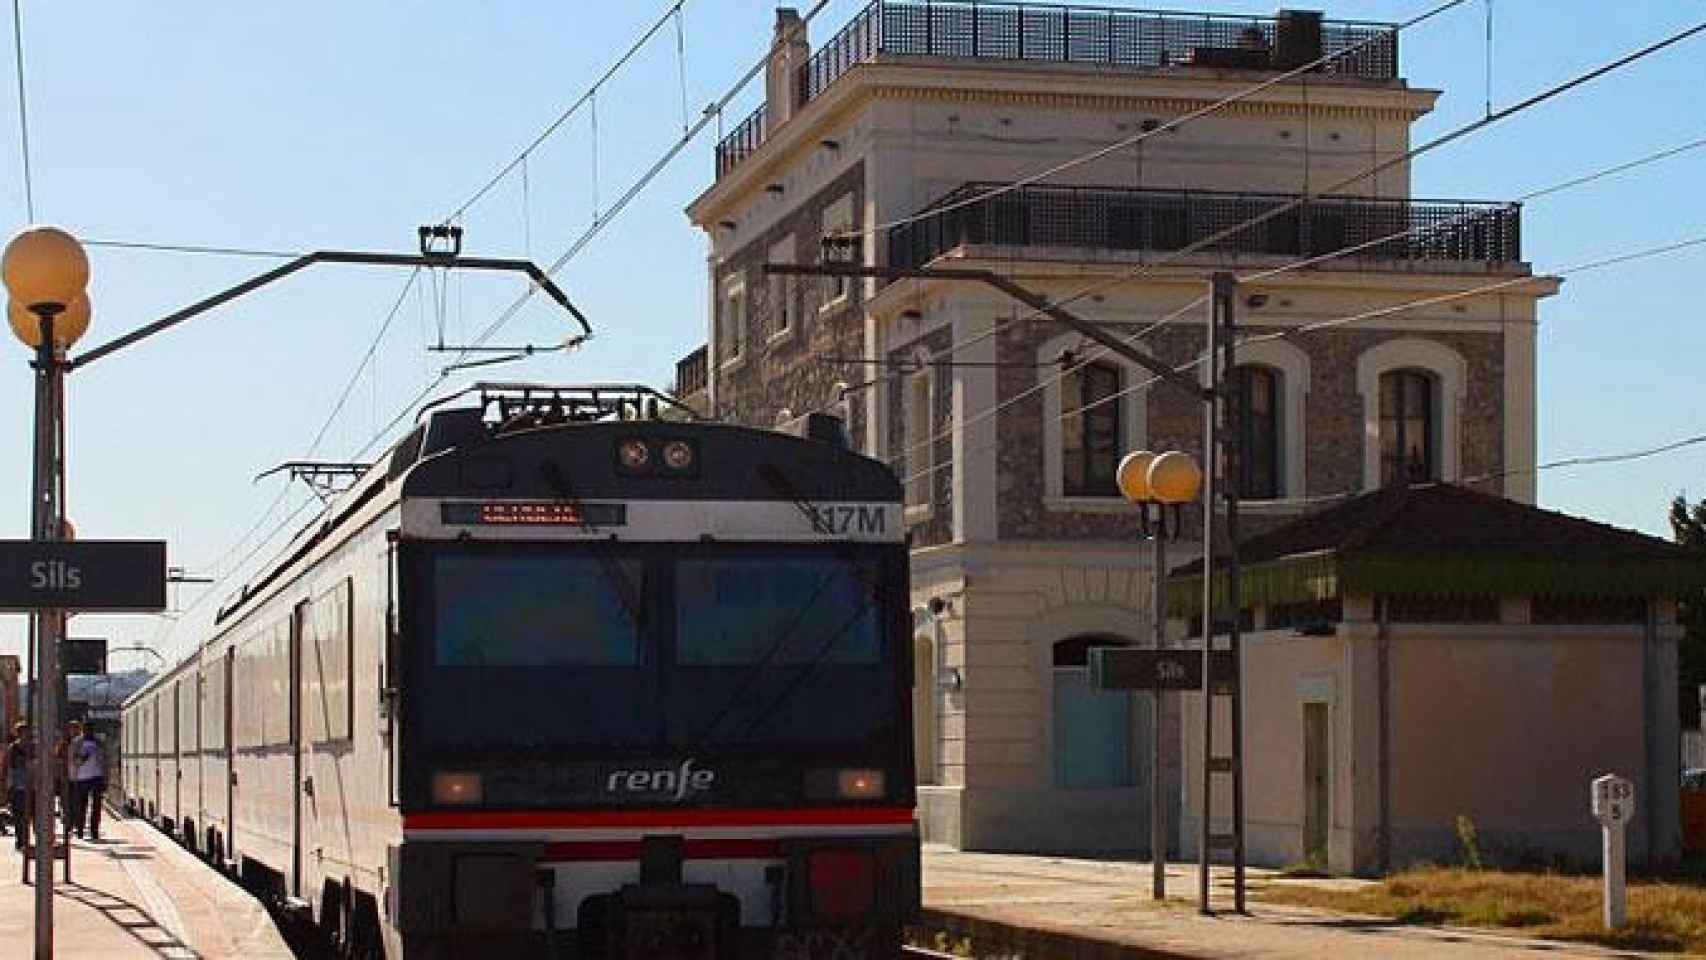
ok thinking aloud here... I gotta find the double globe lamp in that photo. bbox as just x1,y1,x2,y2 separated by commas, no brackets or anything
5,224,91,960
1115,447,1201,901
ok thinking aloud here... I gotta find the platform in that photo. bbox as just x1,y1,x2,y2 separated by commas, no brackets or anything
0,808,292,959
921,847,1660,960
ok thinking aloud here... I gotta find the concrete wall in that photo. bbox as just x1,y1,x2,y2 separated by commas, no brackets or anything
912,542,1184,854
1181,609,1683,875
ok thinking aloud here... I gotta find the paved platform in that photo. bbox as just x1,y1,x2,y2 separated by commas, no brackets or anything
0,809,292,959
922,847,1661,960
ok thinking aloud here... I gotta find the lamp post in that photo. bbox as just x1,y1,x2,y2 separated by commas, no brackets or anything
1116,448,1202,900
5,224,89,960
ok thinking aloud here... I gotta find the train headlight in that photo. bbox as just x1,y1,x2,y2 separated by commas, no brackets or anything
661,439,696,472
804,768,886,800
431,771,483,805
616,438,651,473
836,769,885,799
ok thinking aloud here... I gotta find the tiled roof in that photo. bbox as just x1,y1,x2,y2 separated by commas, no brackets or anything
1168,483,1703,604
1197,483,1688,571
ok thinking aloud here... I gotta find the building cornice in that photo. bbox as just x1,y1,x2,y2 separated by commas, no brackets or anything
861,258,1562,318
688,61,1439,224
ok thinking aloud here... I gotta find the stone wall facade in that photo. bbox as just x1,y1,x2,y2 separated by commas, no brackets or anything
709,162,868,448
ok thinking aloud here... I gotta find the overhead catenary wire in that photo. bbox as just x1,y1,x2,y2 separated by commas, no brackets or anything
9,0,30,221
897,231,1706,491
449,0,836,366
876,22,1706,469
859,14,1706,406
883,130,1706,470
840,0,1470,241
441,0,690,227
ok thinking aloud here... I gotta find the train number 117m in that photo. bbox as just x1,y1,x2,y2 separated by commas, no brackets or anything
811,504,887,536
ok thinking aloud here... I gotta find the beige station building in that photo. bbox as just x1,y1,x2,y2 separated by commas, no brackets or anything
673,1,1684,869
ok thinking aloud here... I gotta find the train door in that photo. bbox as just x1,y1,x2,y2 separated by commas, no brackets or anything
224,647,235,865
291,598,308,899
195,669,205,843
151,697,160,819
172,680,182,828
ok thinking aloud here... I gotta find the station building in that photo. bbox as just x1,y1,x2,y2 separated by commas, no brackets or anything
676,1,1576,858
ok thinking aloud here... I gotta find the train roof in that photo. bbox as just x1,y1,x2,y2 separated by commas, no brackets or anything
213,383,895,624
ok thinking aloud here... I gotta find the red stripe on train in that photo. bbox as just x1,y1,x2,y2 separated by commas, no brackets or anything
403,806,915,831
540,838,784,862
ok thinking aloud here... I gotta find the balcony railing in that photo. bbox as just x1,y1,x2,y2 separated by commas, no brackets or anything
888,183,1522,268
716,0,1399,177
675,345,709,397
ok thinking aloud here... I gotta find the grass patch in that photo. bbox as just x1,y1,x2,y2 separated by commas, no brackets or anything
1263,866,1706,954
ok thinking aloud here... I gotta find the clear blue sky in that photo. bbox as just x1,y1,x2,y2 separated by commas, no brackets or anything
0,0,1701,670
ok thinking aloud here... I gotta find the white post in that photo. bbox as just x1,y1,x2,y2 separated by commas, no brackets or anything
1590,773,1635,931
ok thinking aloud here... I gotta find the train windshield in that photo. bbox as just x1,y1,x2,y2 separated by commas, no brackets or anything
410,545,900,747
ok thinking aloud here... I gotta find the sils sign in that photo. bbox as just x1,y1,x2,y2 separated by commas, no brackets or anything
1089,647,1237,692
0,540,167,612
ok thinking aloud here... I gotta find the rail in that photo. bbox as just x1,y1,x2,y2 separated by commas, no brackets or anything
888,182,1523,267
716,0,1399,177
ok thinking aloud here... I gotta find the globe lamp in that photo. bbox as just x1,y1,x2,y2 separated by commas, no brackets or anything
3,226,88,329
1116,450,1156,504
1148,451,1203,505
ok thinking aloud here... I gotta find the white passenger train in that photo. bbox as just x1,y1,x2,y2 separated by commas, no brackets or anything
122,384,919,959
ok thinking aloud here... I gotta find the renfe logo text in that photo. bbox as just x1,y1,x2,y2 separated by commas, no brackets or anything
606,758,715,801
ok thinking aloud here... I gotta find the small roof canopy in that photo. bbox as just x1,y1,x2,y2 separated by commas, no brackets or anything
1167,483,1706,615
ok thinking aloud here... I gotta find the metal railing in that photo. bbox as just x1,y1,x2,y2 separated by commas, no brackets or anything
714,103,767,178
888,182,1522,267
675,345,709,397
715,1,1399,177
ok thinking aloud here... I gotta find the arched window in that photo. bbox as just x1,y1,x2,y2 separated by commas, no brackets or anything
1062,362,1123,497
1234,365,1281,499
1379,369,1436,484
1052,634,1133,788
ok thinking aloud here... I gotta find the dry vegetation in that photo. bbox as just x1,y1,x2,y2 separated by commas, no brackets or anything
1263,866,1706,954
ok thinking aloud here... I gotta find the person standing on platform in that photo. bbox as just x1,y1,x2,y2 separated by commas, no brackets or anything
3,721,34,850
68,724,106,840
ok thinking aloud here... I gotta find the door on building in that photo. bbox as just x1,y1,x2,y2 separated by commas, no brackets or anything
1302,701,1330,863
913,633,937,785
1052,635,1135,789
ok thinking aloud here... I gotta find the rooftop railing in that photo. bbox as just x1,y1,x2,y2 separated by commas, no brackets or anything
888,183,1522,268
675,344,709,397
716,0,1399,177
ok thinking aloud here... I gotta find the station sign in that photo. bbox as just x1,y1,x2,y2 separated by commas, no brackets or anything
62,637,107,675
1089,647,1236,692
0,540,167,612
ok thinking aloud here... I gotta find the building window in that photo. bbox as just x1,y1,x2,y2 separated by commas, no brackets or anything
1379,369,1435,484
1235,365,1281,499
1062,361,1122,497
903,354,933,515
820,195,854,306
719,276,746,365
1052,635,1133,788
767,236,795,339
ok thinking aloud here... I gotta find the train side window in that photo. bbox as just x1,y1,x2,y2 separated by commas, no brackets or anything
311,578,354,742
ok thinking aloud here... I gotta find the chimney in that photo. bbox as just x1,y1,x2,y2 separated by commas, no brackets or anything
767,8,811,128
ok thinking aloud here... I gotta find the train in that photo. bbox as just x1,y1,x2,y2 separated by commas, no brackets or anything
120,383,920,959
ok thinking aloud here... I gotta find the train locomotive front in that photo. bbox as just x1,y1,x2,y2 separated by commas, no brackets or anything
386,388,918,958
